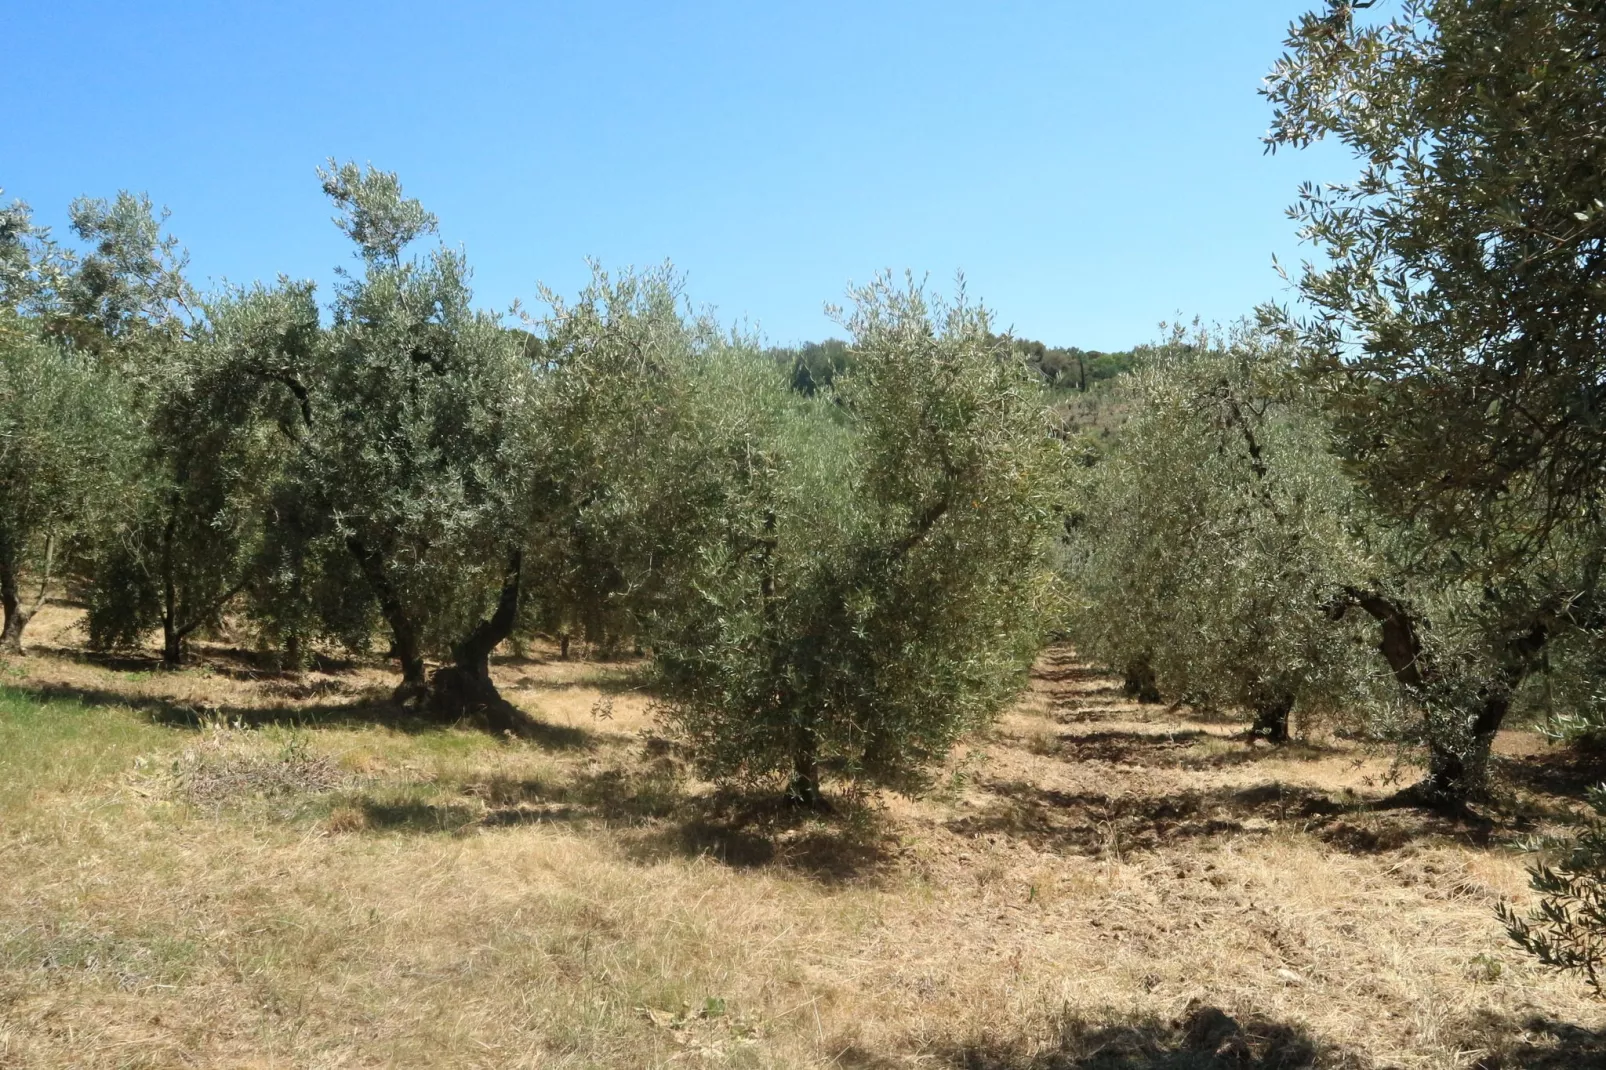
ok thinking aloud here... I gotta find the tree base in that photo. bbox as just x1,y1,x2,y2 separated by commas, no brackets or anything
423,665,532,736
784,774,831,811
1246,715,1291,745
1375,777,1487,818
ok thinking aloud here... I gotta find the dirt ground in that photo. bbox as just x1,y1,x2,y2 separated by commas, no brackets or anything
1,605,1604,1068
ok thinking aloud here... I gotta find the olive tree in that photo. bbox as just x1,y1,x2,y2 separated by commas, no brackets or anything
522,265,742,661
0,196,135,653
1062,328,1379,742
32,189,268,668
0,316,134,652
0,190,241,664
1266,0,1606,546
655,277,1063,805
1264,0,1606,802
263,163,533,720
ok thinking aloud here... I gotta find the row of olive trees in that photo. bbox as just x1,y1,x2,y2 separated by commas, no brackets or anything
0,166,1066,802
1059,326,1606,803
1067,0,1606,817
1059,0,1606,991
1267,0,1606,992
1060,326,1383,747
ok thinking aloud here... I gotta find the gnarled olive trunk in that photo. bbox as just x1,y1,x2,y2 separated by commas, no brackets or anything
346,535,427,702
0,534,60,656
1123,655,1161,704
1333,587,1548,808
786,723,825,809
1418,691,1512,806
425,551,525,734
0,533,55,656
1248,691,1294,744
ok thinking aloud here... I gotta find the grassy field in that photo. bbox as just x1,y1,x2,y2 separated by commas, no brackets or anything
1,607,1604,1068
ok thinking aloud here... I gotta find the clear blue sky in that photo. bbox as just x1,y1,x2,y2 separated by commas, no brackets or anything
2,1,1347,351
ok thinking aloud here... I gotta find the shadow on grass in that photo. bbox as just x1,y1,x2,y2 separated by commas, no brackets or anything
1492,747,1606,803
453,761,899,882
841,1004,1350,1069
506,670,657,698
29,641,362,681
951,776,1517,857
1030,728,1342,771
6,680,597,750
618,786,902,883
948,778,1346,857
1034,728,1211,765
29,644,165,675
359,798,482,833
1449,1011,1606,1069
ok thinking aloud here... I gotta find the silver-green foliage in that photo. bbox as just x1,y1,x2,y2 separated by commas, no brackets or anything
1063,329,1379,734
522,264,746,653
80,272,304,665
290,162,533,691
0,314,134,650
655,277,1063,799
1501,785,1606,993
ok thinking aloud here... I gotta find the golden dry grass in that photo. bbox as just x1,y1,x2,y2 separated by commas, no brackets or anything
1,610,1604,1068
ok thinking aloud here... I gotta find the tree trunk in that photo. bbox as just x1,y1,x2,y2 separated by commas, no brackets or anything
1249,692,1294,744
0,550,25,655
1123,656,1161,704
393,635,426,703
426,551,525,734
1335,588,1549,808
161,511,184,668
345,535,427,703
1418,692,1513,807
786,724,825,809
559,633,570,661
162,622,184,669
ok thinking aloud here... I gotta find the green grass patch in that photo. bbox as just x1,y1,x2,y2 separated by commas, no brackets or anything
0,686,174,812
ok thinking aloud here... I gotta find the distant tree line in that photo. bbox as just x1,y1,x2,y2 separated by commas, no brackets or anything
765,336,1137,400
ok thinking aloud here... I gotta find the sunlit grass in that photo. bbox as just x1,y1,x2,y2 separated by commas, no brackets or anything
0,687,172,813
0,641,1601,1067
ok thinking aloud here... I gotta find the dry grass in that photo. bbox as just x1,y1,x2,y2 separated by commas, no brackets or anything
1,612,1604,1068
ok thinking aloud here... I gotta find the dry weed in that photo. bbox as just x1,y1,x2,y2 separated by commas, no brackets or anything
1,612,1603,1067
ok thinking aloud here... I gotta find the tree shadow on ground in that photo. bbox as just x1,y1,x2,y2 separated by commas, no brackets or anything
357,798,484,834
619,786,904,884
27,644,165,674
1035,663,1120,687
1052,704,1139,724
8,679,595,749
1033,728,1210,765
340,765,653,835
952,776,1512,857
844,1004,1351,1069
1492,748,1606,803
1453,1011,1606,1069
29,641,362,681
510,673,655,698
1030,728,1342,772
354,796,592,834
348,761,900,880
